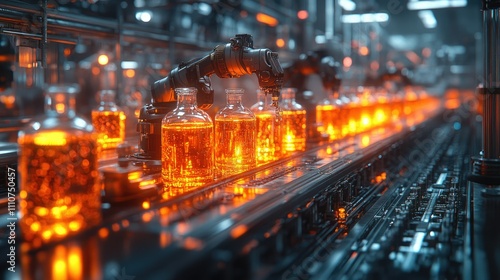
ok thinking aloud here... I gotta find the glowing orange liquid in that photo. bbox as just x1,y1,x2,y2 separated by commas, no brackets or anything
316,104,341,141
215,118,256,177
91,110,126,149
255,112,281,164
281,110,306,154
18,133,101,245
161,123,214,188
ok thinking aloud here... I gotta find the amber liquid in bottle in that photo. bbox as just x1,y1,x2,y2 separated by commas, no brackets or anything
316,104,341,141
19,133,101,244
215,118,256,177
282,110,306,153
255,112,281,163
161,123,214,188
91,110,126,149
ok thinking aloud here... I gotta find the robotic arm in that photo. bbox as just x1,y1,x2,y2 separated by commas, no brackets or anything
283,50,341,93
151,34,283,107
136,34,284,161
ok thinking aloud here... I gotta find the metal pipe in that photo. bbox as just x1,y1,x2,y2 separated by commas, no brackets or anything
41,0,47,68
470,0,500,184
482,3,500,159
0,28,77,45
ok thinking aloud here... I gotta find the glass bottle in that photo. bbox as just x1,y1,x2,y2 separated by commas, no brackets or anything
316,89,344,141
161,87,214,189
251,90,282,164
280,88,306,155
18,84,101,246
215,88,256,177
91,89,126,150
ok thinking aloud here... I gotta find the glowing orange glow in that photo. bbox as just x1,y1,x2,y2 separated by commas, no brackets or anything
343,57,352,68
53,246,67,280
183,237,203,250
68,221,82,231
18,46,35,68
177,222,189,235
361,135,370,147
30,222,41,232
128,171,142,181
142,212,153,223
111,223,120,232
33,131,67,146
359,46,369,56
97,54,109,65
297,10,308,20
361,114,371,129
64,48,71,57
374,109,386,125
68,246,83,280
42,230,52,240
124,69,135,78
338,207,346,220
160,231,171,248
142,201,151,209
445,99,460,110
91,66,100,75
422,47,431,58
121,220,130,228
381,172,387,180
92,110,126,150
230,224,248,239
276,38,285,48
256,13,278,27
405,51,421,64
0,94,15,109
20,190,27,199
98,228,109,239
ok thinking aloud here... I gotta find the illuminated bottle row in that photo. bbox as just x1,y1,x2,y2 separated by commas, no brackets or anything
161,87,308,189
160,85,441,190
316,86,441,141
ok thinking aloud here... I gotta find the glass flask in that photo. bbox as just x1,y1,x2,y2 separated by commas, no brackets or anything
91,89,126,150
251,90,282,164
18,84,101,246
280,88,306,155
215,88,257,177
316,89,344,141
161,87,214,189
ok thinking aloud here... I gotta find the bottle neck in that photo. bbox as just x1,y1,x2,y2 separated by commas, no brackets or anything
45,92,76,118
99,90,117,107
177,92,197,109
226,93,243,107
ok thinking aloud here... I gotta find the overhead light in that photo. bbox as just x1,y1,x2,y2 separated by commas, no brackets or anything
136,10,152,22
315,35,326,44
256,13,278,27
408,0,467,10
339,0,356,11
342,13,389,23
197,3,212,15
121,61,138,69
418,10,437,28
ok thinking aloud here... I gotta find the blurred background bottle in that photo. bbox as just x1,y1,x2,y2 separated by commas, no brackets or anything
280,88,306,155
251,89,282,164
18,84,101,246
91,89,126,150
161,87,214,189
316,89,344,141
215,88,256,177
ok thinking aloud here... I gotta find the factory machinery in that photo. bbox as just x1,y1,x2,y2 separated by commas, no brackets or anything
0,1,500,280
